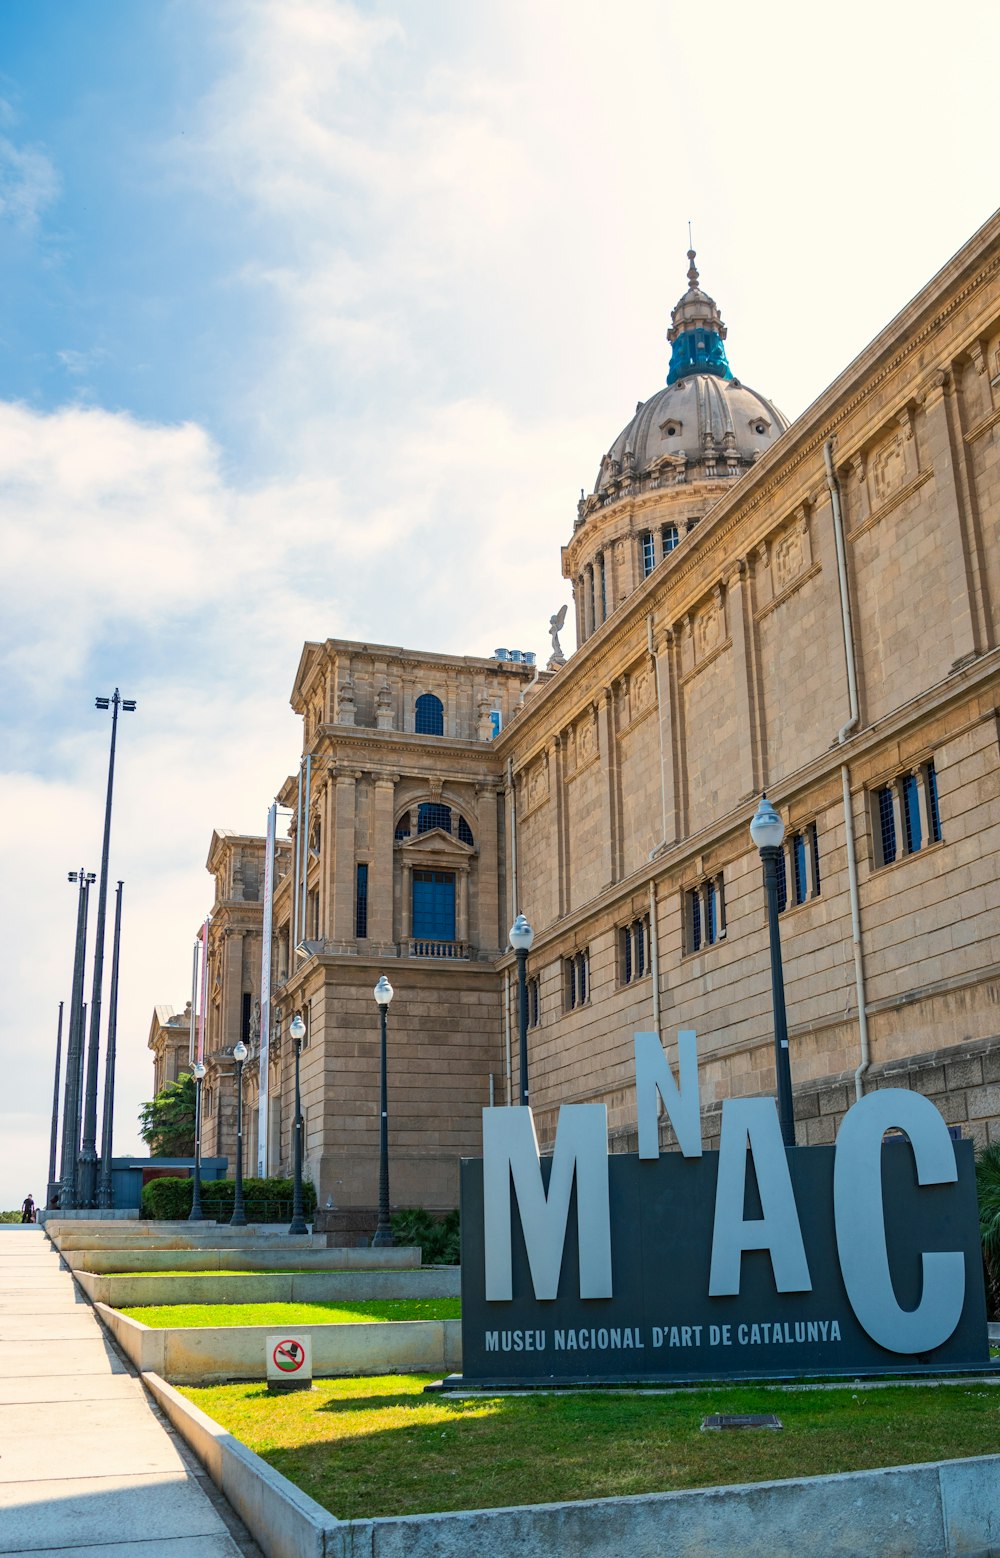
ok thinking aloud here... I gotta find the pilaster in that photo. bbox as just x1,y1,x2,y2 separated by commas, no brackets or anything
920,369,980,666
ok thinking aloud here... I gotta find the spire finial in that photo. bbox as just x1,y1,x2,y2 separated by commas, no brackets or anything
686,229,699,291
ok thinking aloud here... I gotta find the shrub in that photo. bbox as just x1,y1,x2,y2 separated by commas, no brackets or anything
141,1175,316,1222
391,1207,460,1264
0,1210,23,1223
977,1142,1000,1320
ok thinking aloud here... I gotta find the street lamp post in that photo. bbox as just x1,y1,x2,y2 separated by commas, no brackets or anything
79,689,136,1208
46,1003,64,1210
96,882,123,1209
230,1041,248,1226
509,914,535,1108
372,976,394,1248
288,1013,308,1235
188,1061,208,1221
750,793,796,1148
60,870,95,1210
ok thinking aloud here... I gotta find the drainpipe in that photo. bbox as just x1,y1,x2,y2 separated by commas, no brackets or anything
648,880,661,1036
825,439,870,1100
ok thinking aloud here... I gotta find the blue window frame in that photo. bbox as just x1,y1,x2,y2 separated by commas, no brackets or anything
927,761,942,843
415,693,444,735
641,532,656,578
877,786,897,865
457,816,475,847
355,864,369,939
793,832,808,905
706,880,718,943
661,523,679,555
418,802,452,835
621,925,632,983
902,773,922,854
489,709,502,739
412,870,455,940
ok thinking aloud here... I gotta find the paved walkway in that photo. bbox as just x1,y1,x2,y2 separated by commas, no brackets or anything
0,1226,250,1557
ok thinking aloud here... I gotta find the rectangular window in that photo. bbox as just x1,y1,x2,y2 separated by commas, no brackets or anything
598,554,607,621
620,917,650,984
661,523,679,555
527,976,540,1029
641,532,655,577
620,924,632,983
565,950,589,1009
489,709,502,739
877,785,897,866
355,863,369,939
775,848,788,914
634,917,646,978
926,760,942,843
587,566,596,626
706,880,718,944
241,992,252,1043
811,823,821,892
412,870,456,940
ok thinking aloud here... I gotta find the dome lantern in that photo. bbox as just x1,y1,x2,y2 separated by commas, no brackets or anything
666,249,733,387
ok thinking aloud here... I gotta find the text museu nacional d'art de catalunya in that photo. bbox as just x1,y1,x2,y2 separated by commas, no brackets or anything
459,1032,988,1383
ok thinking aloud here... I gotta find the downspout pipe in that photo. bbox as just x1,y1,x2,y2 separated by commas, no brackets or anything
825,438,870,1101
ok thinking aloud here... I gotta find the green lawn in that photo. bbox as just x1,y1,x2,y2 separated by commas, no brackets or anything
119,1299,460,1327
181,1374,1000,1520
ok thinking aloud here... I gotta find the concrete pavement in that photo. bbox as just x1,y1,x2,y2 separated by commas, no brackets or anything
0,1227,255,1557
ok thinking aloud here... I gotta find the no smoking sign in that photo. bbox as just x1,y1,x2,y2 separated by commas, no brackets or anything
266,1332,312,1391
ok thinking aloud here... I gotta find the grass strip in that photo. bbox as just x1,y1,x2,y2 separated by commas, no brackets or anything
119,1299,460,1327
181,1373,1000,1521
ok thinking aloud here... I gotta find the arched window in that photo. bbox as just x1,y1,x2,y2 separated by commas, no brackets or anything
457,816,475,847
418,802,452,834
415,693,444,735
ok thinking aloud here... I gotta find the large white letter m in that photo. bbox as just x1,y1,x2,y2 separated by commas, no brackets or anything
483,1104,612,1302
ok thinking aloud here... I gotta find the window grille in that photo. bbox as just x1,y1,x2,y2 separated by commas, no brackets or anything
775,847,788,914
620,916,650,984
634,918,646,978
412,870,455,940
418,802,452,835
620,925,632,983
877,785,897,866
415,693,444,735
457,816,475,847
355,863,369,939
394,812,411,840
661,523,679,555
687,877,724,952
689,888,702,953
902,772,922,854
641,531,656,578
527,976,540,1029
927,761,942,843
706,880,718,943
792,832,808,905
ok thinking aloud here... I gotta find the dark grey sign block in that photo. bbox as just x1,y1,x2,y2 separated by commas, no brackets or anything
459,1142,988,1384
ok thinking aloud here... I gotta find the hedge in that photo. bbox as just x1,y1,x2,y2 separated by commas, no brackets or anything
390,1207,460,1264
140,1175,316,1222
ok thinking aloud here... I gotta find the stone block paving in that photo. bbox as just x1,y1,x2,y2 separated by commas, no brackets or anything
0,1228,254,1557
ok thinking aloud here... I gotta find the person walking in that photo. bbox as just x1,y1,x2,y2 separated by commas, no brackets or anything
20,1194,35,1224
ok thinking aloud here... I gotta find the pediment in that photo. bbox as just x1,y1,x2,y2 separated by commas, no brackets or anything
397,827,473,860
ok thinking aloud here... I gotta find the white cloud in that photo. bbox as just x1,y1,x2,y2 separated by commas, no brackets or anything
0,115,58,230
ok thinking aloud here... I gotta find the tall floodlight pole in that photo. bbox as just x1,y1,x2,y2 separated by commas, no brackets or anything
79,689,136,1207
510,914,535,1107
288,1012,308,1235
372,976,395,1247
750,794,796,1148
96,882,124,1209
60,870,95,1209
46,1003,64,1209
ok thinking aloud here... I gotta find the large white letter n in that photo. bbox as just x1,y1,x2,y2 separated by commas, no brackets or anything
483,1104,612,1301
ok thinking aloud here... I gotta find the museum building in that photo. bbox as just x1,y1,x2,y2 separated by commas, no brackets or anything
151,211,1000,1224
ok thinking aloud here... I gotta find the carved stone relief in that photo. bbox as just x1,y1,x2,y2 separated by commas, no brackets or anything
630,665,653,717
870,434,906,504
694,600,721,660
773,526,804,591
577,710,597,764
527,754,550,808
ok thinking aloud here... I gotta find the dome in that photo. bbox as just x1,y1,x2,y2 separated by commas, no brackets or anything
587,251,789,506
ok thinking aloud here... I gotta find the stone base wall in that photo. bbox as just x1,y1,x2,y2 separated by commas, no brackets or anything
610,1032,1000,1155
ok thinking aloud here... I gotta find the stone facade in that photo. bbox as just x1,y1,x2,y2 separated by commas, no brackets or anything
153,212,1000,1213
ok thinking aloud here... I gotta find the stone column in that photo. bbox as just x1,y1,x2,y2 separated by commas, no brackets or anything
920,369,979,666
597,689,618,885
333,771,359,943
725,562,759,801
652,629,677,847
476,782,500,954
369,774,397,948
553,734,569,917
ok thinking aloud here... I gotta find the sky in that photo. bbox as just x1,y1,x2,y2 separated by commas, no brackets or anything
1,0,998,1210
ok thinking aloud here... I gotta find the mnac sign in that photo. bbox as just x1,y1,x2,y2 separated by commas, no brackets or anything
459,1032,988,1383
